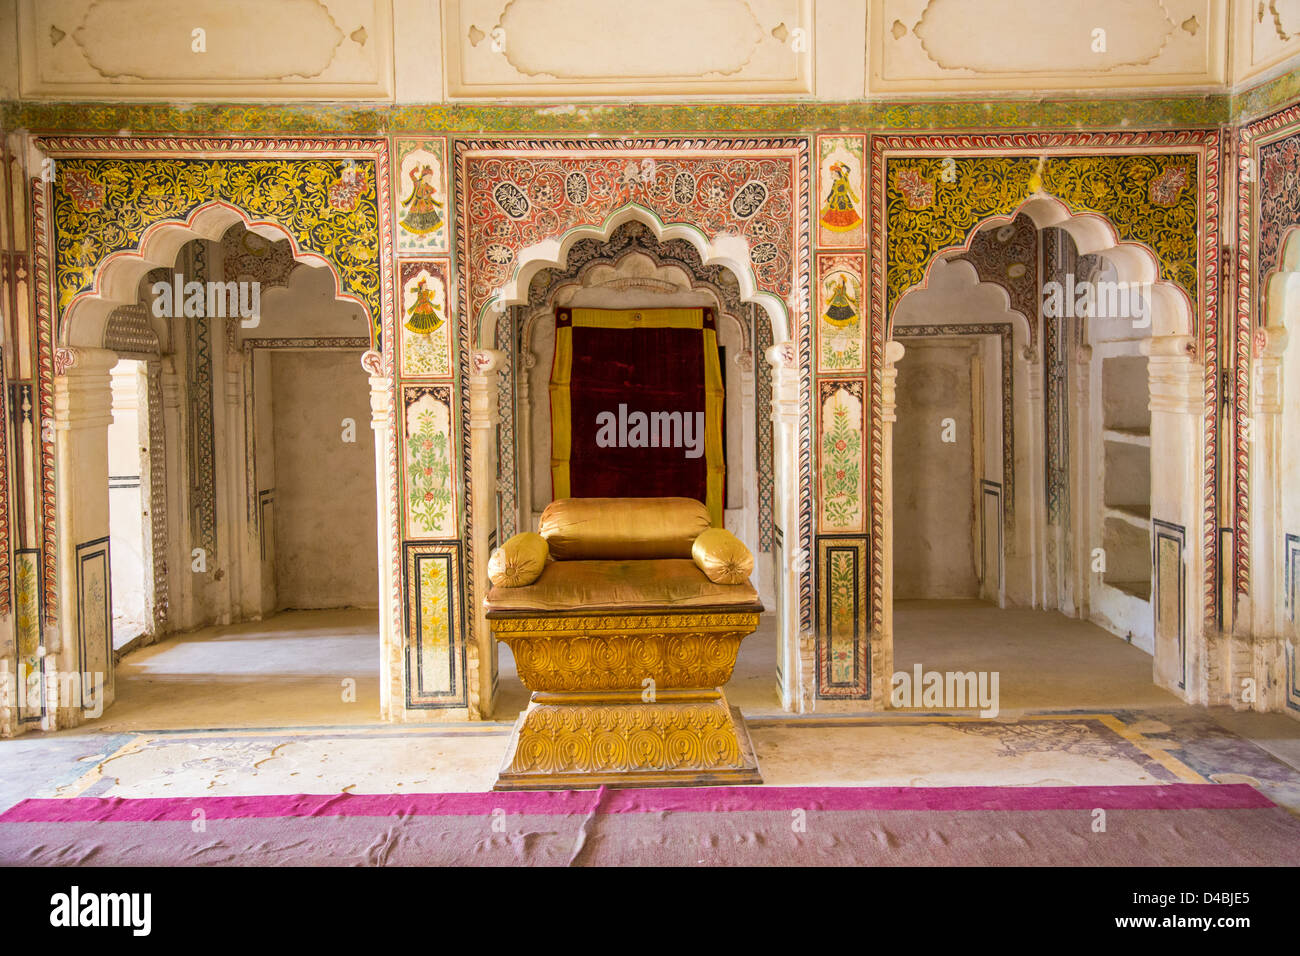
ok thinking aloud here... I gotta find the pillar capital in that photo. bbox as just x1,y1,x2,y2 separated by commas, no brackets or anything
469,349,507,431
1253,326,1287,415
53,346,117,431
368,374,393,431
881,340,905,424
766,341,800,425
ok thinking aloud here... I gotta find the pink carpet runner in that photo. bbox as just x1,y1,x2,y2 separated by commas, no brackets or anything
3,784,1297,866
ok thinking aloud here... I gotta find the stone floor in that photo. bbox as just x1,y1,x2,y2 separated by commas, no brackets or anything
4,601,1300,818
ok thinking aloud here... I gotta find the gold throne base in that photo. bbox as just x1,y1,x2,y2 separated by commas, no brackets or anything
488,609,763,790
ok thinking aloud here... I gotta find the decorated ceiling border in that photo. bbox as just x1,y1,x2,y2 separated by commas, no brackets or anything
35,136,389,349
30,136,396,627
1,94,1232,137
1234,101,1300,602
869,129,1222,636
452,135,815,652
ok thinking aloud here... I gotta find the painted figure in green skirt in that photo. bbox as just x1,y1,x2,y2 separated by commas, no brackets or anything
405,277,444,334
401,164,445,236
823,275,859,328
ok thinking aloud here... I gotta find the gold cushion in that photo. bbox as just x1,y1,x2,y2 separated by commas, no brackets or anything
487,532,549,588
691,528,754,585
538,497,711,561
484,559,760,613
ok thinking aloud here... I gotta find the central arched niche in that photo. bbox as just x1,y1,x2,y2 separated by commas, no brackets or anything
512,220,774,606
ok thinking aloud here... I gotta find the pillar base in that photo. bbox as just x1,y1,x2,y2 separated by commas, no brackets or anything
493,692,762,790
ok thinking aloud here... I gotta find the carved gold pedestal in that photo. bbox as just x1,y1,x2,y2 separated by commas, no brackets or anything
488,609,763,790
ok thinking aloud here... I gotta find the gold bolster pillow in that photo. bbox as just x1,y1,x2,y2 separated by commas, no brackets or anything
488,532,550,587
691,528,754,585
539,497,712,560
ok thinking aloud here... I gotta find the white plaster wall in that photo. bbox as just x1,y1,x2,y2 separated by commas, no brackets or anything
872,0,1227,94
444,0,816,98
892,257,1032,604
254,348,278,615
107,360,148,644
1232,0,1300,85
269,350,378,610
239,264,373,343
893,338,979,599
11,0,1289,102
16,0,393,100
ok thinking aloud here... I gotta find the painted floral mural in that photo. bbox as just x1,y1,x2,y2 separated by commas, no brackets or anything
404,387,456,538
819,384,864,533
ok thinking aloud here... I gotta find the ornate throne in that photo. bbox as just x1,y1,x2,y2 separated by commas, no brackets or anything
484,496,763,789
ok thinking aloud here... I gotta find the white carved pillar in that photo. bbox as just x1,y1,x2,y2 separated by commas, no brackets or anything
364,352,401,721
736,349,759,561
159,355,193,630
217,351,242,624
232,346,262,621
1146,334,1206,703
516,348,536,528
1021,347,1045,609
880,340,904,706
469,348,507,719
1068,343,1094,619
766,341,803,712
1249,327,1288,712
52,346,118,727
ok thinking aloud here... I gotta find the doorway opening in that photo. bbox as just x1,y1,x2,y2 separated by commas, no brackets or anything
107,357,154,652
89,224,385,730
888,215,1184,714
488,220,784,718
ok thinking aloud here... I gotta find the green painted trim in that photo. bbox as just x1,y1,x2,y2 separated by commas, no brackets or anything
0,95,1232,135
1234,68,1300,123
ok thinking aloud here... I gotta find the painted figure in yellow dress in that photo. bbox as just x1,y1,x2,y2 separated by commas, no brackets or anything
822,275,859,328
820,161,862,232
401,164,445,236
405,277,444,334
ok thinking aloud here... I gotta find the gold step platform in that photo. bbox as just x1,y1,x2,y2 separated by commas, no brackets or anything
488,609,763,790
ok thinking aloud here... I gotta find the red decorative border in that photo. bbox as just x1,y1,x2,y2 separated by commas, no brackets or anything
453,136,814,674
1236,101,1300,602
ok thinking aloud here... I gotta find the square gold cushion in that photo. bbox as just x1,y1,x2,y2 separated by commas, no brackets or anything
484,558,760,614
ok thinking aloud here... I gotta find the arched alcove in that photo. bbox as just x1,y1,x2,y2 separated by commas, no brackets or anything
881,193,1205,708
453,144,812,714
38,206,392,730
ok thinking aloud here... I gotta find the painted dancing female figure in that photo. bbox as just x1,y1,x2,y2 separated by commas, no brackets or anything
820,161,862,232
822,275,858,327
401,164,445,236
405,277,443,334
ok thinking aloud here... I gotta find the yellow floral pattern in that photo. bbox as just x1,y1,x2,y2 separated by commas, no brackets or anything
49,156,382,341
886,154,1200,315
